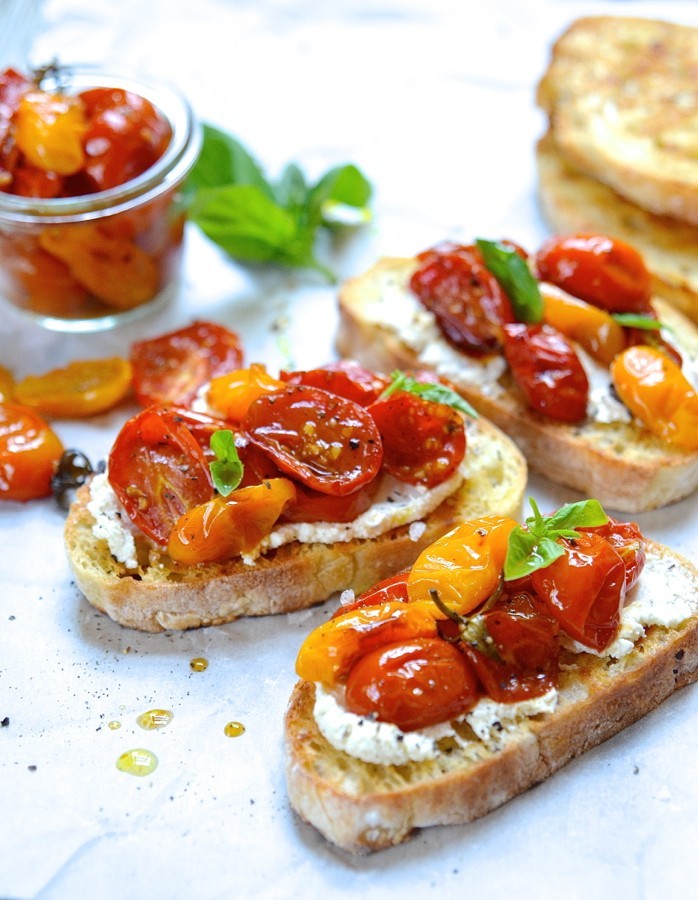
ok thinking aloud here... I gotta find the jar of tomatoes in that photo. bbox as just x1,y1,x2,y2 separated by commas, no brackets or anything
0,64,201,331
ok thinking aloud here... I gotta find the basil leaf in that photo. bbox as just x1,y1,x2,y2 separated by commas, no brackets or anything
187,124,272,196
545,499,609,533
274,162,309,217
309,164,373,226
209,430,243,497
504,529,566,580
380,370,478,418
476,238,543,324
612,313,663,331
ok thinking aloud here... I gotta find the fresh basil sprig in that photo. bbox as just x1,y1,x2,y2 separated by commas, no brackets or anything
380,370,478,418
612,312,664,331
209,430,244,497
476,238,543,323
186,124,372,281
503,497,609,581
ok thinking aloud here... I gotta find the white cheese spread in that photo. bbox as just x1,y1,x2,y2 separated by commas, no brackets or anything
86,472,139,570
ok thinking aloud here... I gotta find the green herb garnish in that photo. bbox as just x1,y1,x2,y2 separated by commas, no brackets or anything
476,238,543,323
503,497,609,581
379,370,478,418
612,313,664,331
186,124,372,281
209,430,244,497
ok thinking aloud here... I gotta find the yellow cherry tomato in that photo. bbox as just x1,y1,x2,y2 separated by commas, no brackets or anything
0,365,15,402
295,600,439,686
611,345,698,450
14,358,132,418
0,403,64,501
14,91,87,175
541,285,626,366
406,516,518,617
207,364,286,422
167,477,296,565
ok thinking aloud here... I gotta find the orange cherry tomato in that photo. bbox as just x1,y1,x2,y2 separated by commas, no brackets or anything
14,91,87,175
167,478,296,564
541,285,626,366
14,357,132,417
207,364,286,421
535,234,652,314
295,600,438,686
130,321,244,408
108,406,214,544
0,403,64,501
406,516,517,617
530,532,626,652
611,345,698,450
344,638,479,731
281,361,389,406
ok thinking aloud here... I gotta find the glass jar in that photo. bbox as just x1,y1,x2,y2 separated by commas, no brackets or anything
0,65,201,332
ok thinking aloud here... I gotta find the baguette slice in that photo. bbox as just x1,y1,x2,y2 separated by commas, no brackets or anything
536,130,698,324
336,257,698,512
64,417,526,632
537,16,698,225
284,541,698,854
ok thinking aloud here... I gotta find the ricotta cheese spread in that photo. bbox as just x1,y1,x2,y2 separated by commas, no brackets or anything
86,472,139,570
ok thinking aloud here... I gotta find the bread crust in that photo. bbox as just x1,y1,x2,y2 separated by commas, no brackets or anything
64,417,526,632
283,542,698,854
537,16,698,225
336,257,698,512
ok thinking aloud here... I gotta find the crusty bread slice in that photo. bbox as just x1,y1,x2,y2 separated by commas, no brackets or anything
537,16,698,225
336,257,698,512
536,131,698,323
64,417,526,632
283,541,698,854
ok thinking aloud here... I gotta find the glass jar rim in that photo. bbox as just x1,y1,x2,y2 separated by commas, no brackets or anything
0,63,201,224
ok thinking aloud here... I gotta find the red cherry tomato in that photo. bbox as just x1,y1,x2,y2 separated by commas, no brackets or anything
344,638,480,732
130,320,244,408
166,407,228,462
281,361,389,407
331,571,410,618
0,403,64,501
108,406,214,544
530,532,626,652
242,385,383,497
410,243,514,355
535,234,652,314
580,517,646,592
280,477,381,524
502,322,589,422
368,390,466,487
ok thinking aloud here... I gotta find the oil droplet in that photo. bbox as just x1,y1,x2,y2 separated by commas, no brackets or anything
224,721,246,738
108,720,121,731
136,709,173,731
116,748,158,776
190,657,208,672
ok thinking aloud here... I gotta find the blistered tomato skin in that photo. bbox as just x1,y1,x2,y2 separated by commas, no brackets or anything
503,323,589,423
0,403,64,501
344,638,480,732
541,286,626,367
581,518,646,591
535,234,652,314
281,361,389,407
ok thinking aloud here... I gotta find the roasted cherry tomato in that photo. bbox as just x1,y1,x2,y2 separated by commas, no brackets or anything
207,364,285,422
331,571,410,618
535,234,652,314
242,385,383,497
344,637,479,731
14,357,132,417
0,403,64,501
108,406,214,544
410,243,515,355
624,326,682,369
167,407,228,462
368,391,465,487
130,321,244,408
407,516,517,617
611,345,698,450
295,600,438,685
503,322,589,423
281,361,389,407
541,285,626,366
530,532,626,652
580,517,646,592
0,69,31,182
0,364,15,402
461,590,560,703
167,478,296,564
14,91,87,176
280,477,380,524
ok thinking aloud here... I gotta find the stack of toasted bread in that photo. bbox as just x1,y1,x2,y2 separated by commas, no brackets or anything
536,15,698,323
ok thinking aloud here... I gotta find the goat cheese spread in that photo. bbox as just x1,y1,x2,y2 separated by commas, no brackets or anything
87,472,139,570
313,549,694,765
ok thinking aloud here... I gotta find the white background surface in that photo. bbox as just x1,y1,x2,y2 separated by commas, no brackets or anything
1,1,697,898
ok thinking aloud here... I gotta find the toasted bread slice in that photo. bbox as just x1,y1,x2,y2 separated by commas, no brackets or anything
64,417,526,632
336,257,698,513
536,131,698,323
537,16,698,225
284,541,698,854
